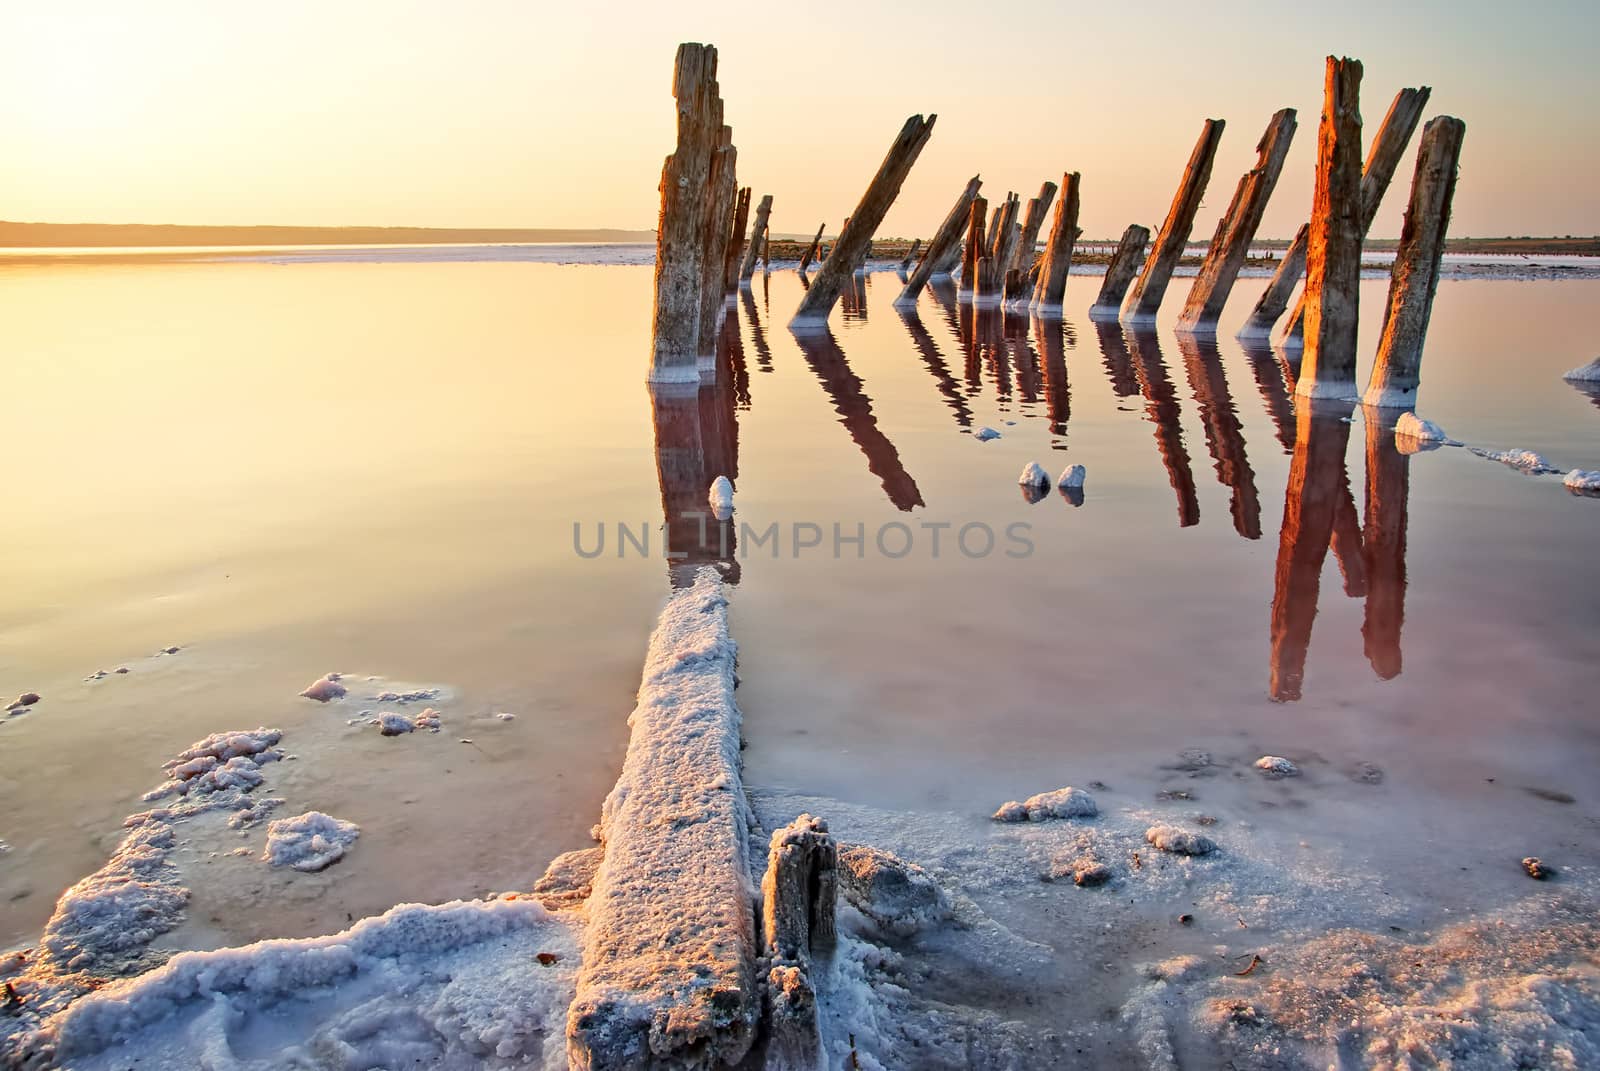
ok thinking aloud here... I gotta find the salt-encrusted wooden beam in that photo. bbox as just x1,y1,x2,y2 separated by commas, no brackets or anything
1296,57,1364,400
1088,224,1150,317
1032,172,1081,313
1122,119,1225,322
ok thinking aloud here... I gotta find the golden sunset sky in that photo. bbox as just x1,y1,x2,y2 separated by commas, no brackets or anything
2,0,1595,240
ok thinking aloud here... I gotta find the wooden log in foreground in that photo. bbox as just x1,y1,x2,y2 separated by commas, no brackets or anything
1282,86,1431,344
761,814,836,1071
724,187,752,292
1122,118,1225,322
567,569,759,1068
1032,171,1081,312
792,114,936,326
695,128,738,359
899,238,922,272
897,175,982,305
1364,116,1465,407
651,43,726,382
1177,108,1298,332
958,196,989,300
1237,223,1309,339
798,223,825,274
1089,224,1150,317
1296,56,1365,400
739,194,774,282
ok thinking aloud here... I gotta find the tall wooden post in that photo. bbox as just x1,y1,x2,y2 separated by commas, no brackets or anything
978,194,1018,307
1122,119,1225,322
792,114,936,327
899,238,922,272
897,175,982,305
696,128,738,360
958,196,988,301
798,223,825,274
1363,116,1465,407
739,194,773,282
1177,108,1298,332
651,43,726,382
1089,224,1150,317
1012,181,1057,273
1282,86,1431,344
724,187,752,291
1237,223,1309,339
1296,57,1364,400
1032,172,1081,313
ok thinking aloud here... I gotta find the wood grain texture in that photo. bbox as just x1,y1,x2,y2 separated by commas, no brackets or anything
1296,57,1364,399
1122,119,1225,321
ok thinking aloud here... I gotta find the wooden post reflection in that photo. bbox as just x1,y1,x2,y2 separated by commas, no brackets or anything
652,377,740,589
979,306,1010,401
738,286,774,378
1005,311,1042,404
790,328,926,512
1269,399,1355,700
1237,335,1297,454
1361,406,1409,679
1126,328,1200,527
1091,320,1140,399
896,303,976,428
1176,333,1261,539
1032,315,1071,438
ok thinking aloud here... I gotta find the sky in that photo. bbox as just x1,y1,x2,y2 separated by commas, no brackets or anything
1,0,1596,240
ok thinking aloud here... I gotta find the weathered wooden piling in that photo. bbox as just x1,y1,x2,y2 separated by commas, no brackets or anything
1282,86,1432,344
1363,116,1465,407
1177,109,1298,332
798,223,825,274
989,194,1021,281
1032,172,1081,313
651,43,728,382
899,238,922,272
761,815,836,1071
1237,223,1309,339
1122,119,1225,322
1296,57,1365,400
1089,224,1150,317
958,196,989,300
724,187,752,292
791,114,936,326
897,175,982,304
696,129,739,360
1012,181,1058,275
739,194,774,283
977,194,1018,306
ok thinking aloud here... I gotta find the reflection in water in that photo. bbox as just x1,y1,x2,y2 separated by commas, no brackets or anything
1123,328,1200,527
1032,315,1071,440
1362,407,1409,679
652,375,741,589
980,307,1012,402
958,299,982,393
840,272,869,321
1269,400,1354,701
738,286,774,378
1005,312,1042,405
790,327,926,512
896,301,975,428
1092,320,1140,399
1567,378,1600,412
1238,336,1297,454
1176,334,1261,539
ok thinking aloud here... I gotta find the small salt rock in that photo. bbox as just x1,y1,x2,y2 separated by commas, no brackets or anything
992,800,1029,823
1145,825,1217,856
1522,856,1554,880
1058,464,1086,490
162,646,181,655
495,712,516,722
1254,755,1299,778
975,426,1001,441
1018,461,1052,489
1071,860,1112,887
708,475,734,519
300,675,347,703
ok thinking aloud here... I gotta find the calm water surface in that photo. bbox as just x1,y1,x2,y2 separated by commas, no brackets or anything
1,259,1594,950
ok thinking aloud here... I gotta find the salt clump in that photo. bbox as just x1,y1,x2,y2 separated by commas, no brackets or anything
1018,461,1051,489
1469,447,1557,474
1058,464,1086,489
1561,357,1600,381
1564,469,1600,495
1394,412,1451,449
1144,825,1217,855
974,426,1001,441
708,475,734,519
992,786,1098,822
263,811,360,872
1254,755,1299,778
299,674,346,702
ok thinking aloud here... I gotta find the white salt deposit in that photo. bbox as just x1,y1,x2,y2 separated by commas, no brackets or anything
373,687,440,703
992,785,1098,822
1394,412,1451,447
1564,469,1600,495
1470,447,1559,474
1018,461,1051,489
262,810,360,872
974,426,1001,441
1561,357,1600,382
708,474,734,520
299,673,347,702
377,710,416,734
1144,825,1217,855
1058,464,1086,489
1253,755,1299,778
495,711,516,721
141,728,284,801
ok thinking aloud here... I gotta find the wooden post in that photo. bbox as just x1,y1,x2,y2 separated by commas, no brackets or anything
897,175,982,304
1282,86,1431,344
696,129,738,361
1237,222,1309,339
958,196,988,300
989,194,1021,279
1012,181,1058,275
761,814,836,1071
739,194,773,282
1177,108,1298,332
1363,116,1465,407
1089,224,1150,317
798,223,825,274
977,195,1017,307
1032,172,1081,312
1296,57,1364,400
650,43,726,382
1122,119,1225,322
899,238,922,272
724,186,752,291
792,114,936,326
760,225,771,274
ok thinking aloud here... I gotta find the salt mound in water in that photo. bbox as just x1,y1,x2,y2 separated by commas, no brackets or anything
263,811,360,872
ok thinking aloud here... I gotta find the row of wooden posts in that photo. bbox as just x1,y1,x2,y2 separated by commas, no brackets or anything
651,46,1464,410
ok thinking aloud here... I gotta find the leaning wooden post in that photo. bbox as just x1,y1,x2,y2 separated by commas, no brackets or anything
1177,108,1298,332
897,175,981,305
1122,118,1226,322
989,193,1021,278
696,127,739,360
798,223,825,274
760,225,771,273
791,114,936,327
1089,224,1150,317
958,195,988,301
1237,223,1309,339
1296,56,1365,400
978,194,1018,307
650,43,724,382
899,238,922,272
1363,116,1465,407
1032,171,1081,313
724,186,752,291
1282,86,1431,344
1012,181,1058,275
739,194,773,282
